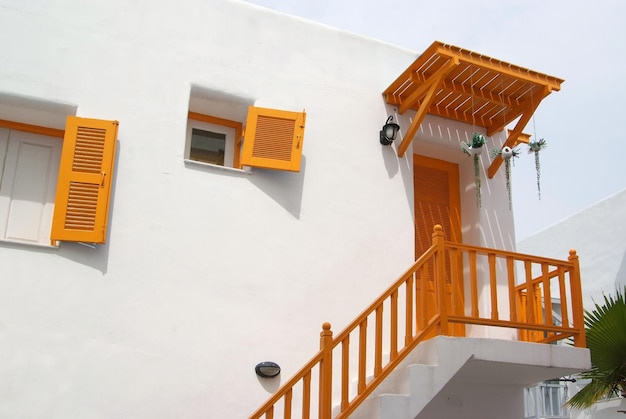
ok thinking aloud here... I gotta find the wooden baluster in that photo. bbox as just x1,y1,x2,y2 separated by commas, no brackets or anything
470,251,478,318
507,257,517,322
302,371,311,419
319,323,333,419
340,336,350,412
489,253,498,320
284,389,292,419
390,289,398,360
358,319,367,393
405,274,414,344
568,250,586,348
558,266,569,328
374,305,383,376
432,225,448,334
542,263,553,337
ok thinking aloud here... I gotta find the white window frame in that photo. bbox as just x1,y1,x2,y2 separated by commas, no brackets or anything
184,119,236,169
0,128,62,247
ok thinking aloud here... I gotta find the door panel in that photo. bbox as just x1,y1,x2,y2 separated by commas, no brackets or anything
413,155,464,336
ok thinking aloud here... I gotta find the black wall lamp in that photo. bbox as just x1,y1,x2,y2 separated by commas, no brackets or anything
379,116,400,145
255,361,281,378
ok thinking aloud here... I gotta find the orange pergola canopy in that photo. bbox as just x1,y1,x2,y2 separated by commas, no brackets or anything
383,41,563,178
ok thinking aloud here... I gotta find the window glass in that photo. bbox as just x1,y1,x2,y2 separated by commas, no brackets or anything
190,128,226,166
185,118,236,168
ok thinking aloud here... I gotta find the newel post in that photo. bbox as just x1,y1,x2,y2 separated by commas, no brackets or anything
319,322,333,419
432,225,449,335
568,250,587,348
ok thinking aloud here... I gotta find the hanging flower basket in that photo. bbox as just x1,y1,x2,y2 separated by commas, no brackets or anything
528,139,547,199
491,146,520,209
461,133,487,208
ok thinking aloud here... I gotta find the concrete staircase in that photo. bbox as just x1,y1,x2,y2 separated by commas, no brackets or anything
345,336,590,419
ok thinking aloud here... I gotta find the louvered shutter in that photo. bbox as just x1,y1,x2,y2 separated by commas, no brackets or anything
414,164,452,259
240,107,305,172
51,116,118,244
413,156,462,259
414,156,464,336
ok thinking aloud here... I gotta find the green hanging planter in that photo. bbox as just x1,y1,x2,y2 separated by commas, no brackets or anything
528,139,547,199
461,133,487,208
491,146,520,210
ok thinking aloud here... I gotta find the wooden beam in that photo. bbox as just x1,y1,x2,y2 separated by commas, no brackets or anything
435,44,563,92
399,58,460,114
509,130,531,146
396,58,459,158
487,86,548,178
0,119,65,138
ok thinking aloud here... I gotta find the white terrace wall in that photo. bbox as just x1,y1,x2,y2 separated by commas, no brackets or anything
518,188,626,309
0,0,515,417
518,190,626,419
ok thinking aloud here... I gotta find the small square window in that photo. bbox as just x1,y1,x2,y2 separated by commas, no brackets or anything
185,113,242,169
0,128,62,246
190,128,226,166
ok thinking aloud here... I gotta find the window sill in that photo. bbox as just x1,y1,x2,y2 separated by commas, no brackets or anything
0,238,59,249
184,159,252,175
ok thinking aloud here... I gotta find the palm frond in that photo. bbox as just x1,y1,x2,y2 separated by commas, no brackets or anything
567,287,626,409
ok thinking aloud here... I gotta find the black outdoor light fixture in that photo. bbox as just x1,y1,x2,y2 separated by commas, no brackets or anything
379,116,400,145
255,361,281,378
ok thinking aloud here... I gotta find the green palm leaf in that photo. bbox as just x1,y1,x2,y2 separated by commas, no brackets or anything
567,287,626,409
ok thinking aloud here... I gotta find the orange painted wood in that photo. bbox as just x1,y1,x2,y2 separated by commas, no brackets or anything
487,87,548,178
284,389,292,419
358,320,367,393
50,116,118,244
318,323,333,418
568,250,586,347
241,106,305,172
405,274,414,345
507,257,518,322
489,253,499,319
375,305,383,375
302,371,311,419
524,260,535,324
558,267,570,327
250,226,585,418
188,111,243,168
390,290,398,359
542,263,553,333
340,337,349,411
433,226,448,334
470,251,479,317
396,58,459,156
0,119,65,138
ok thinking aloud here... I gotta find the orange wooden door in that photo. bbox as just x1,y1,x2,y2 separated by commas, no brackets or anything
413,155,464,336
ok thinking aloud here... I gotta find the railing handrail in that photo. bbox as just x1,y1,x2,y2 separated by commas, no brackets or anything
333,245,438,344
249,244,440,419
249,225,585,419
444,241,577,268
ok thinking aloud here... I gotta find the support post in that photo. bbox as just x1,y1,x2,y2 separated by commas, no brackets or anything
319,322,333,418
432,225,449,335
568,250,587,348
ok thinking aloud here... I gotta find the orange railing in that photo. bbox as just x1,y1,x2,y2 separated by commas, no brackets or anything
249,225,585,419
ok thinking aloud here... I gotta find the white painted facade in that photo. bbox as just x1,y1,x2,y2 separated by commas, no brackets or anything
0,1,587,418
519,189,626,418
518,188,626,309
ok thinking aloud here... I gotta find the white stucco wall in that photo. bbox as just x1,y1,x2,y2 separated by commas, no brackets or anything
518,188,626,309
0,1,521,418
518,190,626,419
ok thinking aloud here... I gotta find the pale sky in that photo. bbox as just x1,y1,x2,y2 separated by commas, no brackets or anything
242,0,626,241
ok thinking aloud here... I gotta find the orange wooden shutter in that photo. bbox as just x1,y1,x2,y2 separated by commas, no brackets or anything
240,106,305,172
51,116,118,244
414,155,461,259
